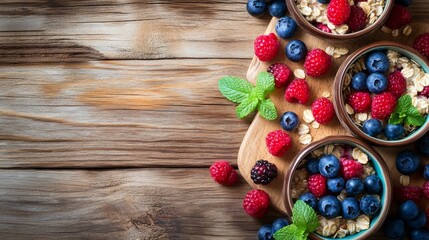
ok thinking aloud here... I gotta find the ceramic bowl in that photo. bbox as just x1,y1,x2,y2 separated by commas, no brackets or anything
283,136,391,240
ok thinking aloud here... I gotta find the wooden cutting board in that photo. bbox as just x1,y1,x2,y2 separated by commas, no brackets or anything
237,18,429,214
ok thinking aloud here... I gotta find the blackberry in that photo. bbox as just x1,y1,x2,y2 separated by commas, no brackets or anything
251,160,278,185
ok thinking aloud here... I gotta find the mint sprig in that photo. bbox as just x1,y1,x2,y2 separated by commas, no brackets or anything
218,72,277,120
388,95,426,127
274,200,319,240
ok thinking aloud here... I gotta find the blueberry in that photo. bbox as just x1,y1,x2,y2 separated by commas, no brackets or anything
362,119,383,137
399,200,419,220
395,0,412,7
345,177,364,196
258,224,273,240
246,0,267,17
342,197,360,219
364,174,382,194
417,134,429,156
406,211,427,229
280,111,299,131
319,154,340,178
366,73,388,94
410,229,429,240
271,218,289,233
318,195,342,218
383,218,405,239
268,0,287,18
396,150,420,175
285,40,307,62
385,124,405,140
360,195,380,216
351,72,368,91
306,158,320,174
317,0,331,3
299,192,318,210
327,176,345,193
275,17,297,39
365,51,389,73
424,164,429,180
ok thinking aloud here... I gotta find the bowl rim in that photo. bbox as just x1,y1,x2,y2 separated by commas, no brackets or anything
333,41,429,147
285,0,394,40
282,135,392,240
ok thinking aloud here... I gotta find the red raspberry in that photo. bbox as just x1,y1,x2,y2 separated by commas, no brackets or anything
209,160,238,186
285,78,310,104
348,92,372,113
266,130,292,157
346,6,367,33
267,63,292,88
304,49,332,78
316,23,332,33
419,86,429,97
327,0,351,26
311,97,335,124
413,32,429,60
394,186,423,203
423,181,429,199
308,174,327,197
371,92,397,120
385,4,412,29
340,158,363,180
254,33,280,62
242,189,270,218
387,71,407,99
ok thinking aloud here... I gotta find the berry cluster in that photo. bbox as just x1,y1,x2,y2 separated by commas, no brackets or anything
247,0,287,19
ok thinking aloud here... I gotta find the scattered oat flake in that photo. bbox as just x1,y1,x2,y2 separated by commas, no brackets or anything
345,104,355,115
334,48,349,55
325,46,335,56
381,25,392,34
392,29,399,37
303,109,315,123
357,112,368,122
322,91,331,98
294,68,306,79
403,25,412,36
297,124,310,135
333,53,342,59
399,175,410,186
299,134,313,145
311,121,320,129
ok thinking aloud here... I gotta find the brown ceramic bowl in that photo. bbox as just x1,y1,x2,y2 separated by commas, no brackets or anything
334,41,429,147
283,136,392,240
285,0,393,41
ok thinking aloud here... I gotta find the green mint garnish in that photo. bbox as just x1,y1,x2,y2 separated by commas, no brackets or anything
274,200,319,240
388,95,426,127
218,72,277,120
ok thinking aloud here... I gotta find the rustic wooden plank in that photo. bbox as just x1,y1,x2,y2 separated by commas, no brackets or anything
0,59,254,168
0,169,282,239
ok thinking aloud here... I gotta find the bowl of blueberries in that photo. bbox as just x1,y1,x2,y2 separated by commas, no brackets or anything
283,135,391,239
334,41,429,147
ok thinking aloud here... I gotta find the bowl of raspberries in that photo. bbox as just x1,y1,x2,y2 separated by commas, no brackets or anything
283,135,391,239
286,0,394,40
334,41,429,147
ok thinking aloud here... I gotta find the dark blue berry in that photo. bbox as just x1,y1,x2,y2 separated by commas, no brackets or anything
271,218,289,233
424,164,429,180
385,124,405,140
366,73,388,94
280,111,299,131
399,200,419,220
275,17,297,39
365,51,389,73
306,158,320,174
318,195,342,219
395,0,412,7
345,177,364,196
319,154,340,178
317,0,331,3
341,197,360,219
406,211,427,229
299,192,318,210
360,195,380,216
364,174,382,194
383,218,405,239
268,0,287,18
362,119,383,137
247,0,267,17
351,72,368,91
417,134,429,156
396,150,420,175
410,229,429,240
258,224,273,240
327,176,345,193
285,40,307,62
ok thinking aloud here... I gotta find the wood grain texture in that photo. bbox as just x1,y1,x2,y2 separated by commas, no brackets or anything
0,169,283,239
238,19,429,214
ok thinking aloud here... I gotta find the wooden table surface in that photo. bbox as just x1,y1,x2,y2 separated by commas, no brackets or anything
0,1,427,239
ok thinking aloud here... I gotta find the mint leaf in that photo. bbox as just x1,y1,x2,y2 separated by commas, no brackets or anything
218,76,253,103
256,72,275,96
388,112,403,125
259,99,277,120
405,112,426,126
292,200,319,232
397,94,412,113
251,86,265,101
273,224,306,240
235,97,258,119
